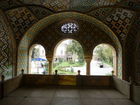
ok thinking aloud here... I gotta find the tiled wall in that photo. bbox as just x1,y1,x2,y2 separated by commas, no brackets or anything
19,0,122,12
6,7,38,43
0,10,13,80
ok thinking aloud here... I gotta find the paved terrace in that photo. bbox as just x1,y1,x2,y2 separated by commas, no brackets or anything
0,87,137,105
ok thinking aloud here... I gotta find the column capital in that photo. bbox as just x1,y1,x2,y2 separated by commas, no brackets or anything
84,56,92,62
47,57,53,62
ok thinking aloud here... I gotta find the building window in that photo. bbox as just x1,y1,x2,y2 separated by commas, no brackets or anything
61,23,79,34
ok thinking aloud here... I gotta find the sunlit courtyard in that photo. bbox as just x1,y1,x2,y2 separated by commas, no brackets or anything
29,42,114,76
29,45,48,74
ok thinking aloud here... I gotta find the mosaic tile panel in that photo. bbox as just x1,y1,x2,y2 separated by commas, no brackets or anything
125,15,140,82
0,12,13,80
28,6,53,19
44,0,70,11
87,7,115,21
117,49,122,79
6,7,38,42
93,0,121,7
0,0,21,10
135,16,140,84
136,43,140,84
17,47,28,75
19,0,122,12
0,0,139,12
118,0,140,11
105,8,135,41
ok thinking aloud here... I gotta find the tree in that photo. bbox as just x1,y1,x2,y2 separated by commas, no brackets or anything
32,48,39,58
94,44,113,66
66,40,84,63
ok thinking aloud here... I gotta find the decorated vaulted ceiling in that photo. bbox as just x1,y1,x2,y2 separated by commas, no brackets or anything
0,0,139,45
0,0,140,11
19,0,122,12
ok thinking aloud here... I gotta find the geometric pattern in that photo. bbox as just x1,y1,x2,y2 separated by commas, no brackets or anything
132,16,140,84
6,7,37,43
44,0,70,11
19,0,122,12
119,0,140,11
0,12,13,80
1,0,139,12
93,0,121,7
28,6,53,20
0,0,21,10
105,8,135,41
136,44,140,84
0,20,9,74
87,7,115,21
117,49,122,79
125,14,140,82
61,23,79,33
135,16,140,84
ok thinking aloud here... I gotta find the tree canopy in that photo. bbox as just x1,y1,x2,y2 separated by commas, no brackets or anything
94,44,113,66
66,40,84,63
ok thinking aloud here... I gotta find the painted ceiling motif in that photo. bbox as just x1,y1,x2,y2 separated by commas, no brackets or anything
0,0,139,45
105,8,135,41
19,0,122,12
0,0,22,10
119,1,140,11
6,7,38,42
0,0,140,12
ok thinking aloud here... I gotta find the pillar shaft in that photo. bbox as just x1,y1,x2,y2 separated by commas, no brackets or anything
48,60,52,74
47,57,53,75
85,57,92,75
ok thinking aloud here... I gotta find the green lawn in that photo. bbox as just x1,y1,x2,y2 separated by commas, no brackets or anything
52,61,84,75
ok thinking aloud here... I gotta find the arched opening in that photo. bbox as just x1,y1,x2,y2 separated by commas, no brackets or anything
91,44,117,76
29,44,48,74
53,39,86,75
17,12,122,78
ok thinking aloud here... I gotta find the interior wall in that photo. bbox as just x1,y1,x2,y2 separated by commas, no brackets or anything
22,75,112,87
124,13,140,81
113,76,130,98
136,43,140,84
17,12,122,78
135,30,140,85
133,85,140,105
0,10,15,80
0,75,22,98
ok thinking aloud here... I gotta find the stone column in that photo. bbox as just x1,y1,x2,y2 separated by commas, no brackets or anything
28,51,32,74
113,50,117,76
85,57,92,75
47,57,53,75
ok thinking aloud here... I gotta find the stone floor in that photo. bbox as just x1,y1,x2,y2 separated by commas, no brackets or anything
0,87,138,105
